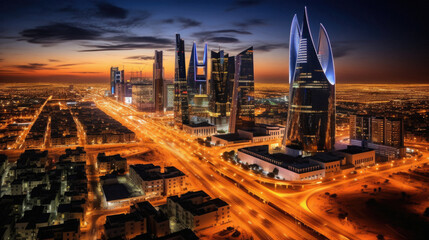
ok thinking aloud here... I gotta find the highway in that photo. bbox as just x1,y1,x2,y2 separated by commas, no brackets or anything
94,96,429,240
95,97,326,240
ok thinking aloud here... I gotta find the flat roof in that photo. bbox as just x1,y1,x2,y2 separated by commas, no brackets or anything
184,122,215,128
212,133,246,141
310,152,344,163
338,146,374,155
102,183,131,202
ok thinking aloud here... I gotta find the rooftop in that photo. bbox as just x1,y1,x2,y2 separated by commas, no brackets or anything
338,145,374,154
102,183,131,202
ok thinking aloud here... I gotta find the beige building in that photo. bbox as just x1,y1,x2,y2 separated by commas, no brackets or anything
338,146,375,168
167,190,231,231
183,122,217,137
129,164,187,199
308,152,345,176
97,153,127,174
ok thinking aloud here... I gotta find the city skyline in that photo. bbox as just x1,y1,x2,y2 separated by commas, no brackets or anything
0,0,427,84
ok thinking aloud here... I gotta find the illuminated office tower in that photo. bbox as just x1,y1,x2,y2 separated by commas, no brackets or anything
283,8,336,155
229,47,255,133
110,67,122,96
371,117,385,144
209,50,234,132
187,42,209,123
153,50,164,113
174,34,189,127
350,115,371,141
164,80,174,111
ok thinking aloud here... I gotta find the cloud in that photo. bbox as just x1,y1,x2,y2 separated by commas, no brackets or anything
71,71,100,74
332,41,355,58
20,23,102,45
207,37,240,43
113,36,173,44
0,59,3,62
56,62,92,67
226,0,262,11
253,43,288,52
161,17,201,29
48,59,60,62
234,18,266,28
105,13,151,28
79,43,171,52
95,2,128,19
177,17,201,28
125,55,154,60
11,63,55,71
161,19,174,24
192,29,251,43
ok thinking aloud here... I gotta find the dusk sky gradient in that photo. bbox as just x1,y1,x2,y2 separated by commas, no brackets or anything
0,0,427,84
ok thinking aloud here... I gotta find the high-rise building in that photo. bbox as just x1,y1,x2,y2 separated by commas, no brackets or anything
229,47,255,133
153,50,164,113
114,69,125,102
164,80,174,111
351,115,404,148
174,34,189,127
209,50,234,132
187,42,209,123
124,79,133,104
110,67,122,96
283,8,336,155
385,118,404,148
132,79,154,112
350,115,371,141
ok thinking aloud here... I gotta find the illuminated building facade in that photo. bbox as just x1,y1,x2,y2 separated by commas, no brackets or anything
174,34,189,127
209,50,234,132
229,47,255,133
110,67,123,97
187,42,209,123
283,8,336,155
153,50,164,113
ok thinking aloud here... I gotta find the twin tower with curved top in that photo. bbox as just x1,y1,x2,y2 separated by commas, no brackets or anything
283,7,336,156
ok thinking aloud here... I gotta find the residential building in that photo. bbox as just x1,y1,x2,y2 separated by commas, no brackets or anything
167,191,230,231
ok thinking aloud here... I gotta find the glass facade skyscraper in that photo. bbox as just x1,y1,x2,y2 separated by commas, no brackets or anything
174,34,189,127
283,8,336,155
153,50,164,113
187,42,209,123
209,50,234,132
229,47,255,133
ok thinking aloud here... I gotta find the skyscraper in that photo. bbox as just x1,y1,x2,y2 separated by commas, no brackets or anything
174,34,189,127
110,67,122,96
283,8,336,155
229,47,255,133
209,50,234,132
153,50,164,113
187,42,209,123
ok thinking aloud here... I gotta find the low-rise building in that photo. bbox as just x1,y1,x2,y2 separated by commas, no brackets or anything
308,152,344,177
97,153,127,174
129,164,186,199
183,122,217,137
59,147,87,162
337,145,376,168
104,212,147,240
237,145,325,181
167,191,230,231
37,219,80,240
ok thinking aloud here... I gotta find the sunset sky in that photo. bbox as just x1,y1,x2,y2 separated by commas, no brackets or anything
0,0,427,84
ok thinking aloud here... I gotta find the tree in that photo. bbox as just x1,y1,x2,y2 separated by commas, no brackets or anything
267,172,275,178
273,167,279,176
378,187,381,192
325,192,330,196
330,193,337,198
424,207,429,217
